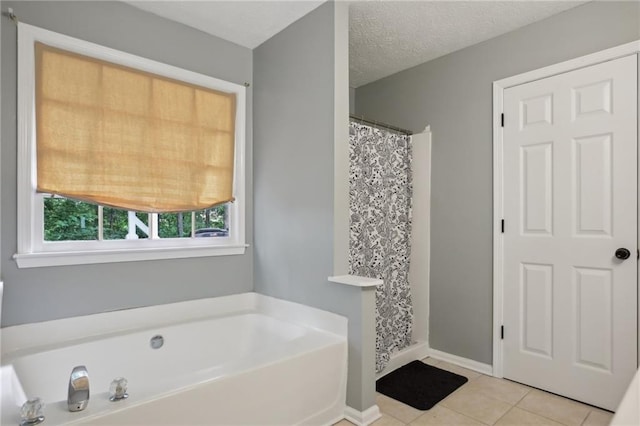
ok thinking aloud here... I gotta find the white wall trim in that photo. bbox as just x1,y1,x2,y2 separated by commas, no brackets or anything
376,341,430,380
427,348,493,376
344,405,382,426
492,79,505,378
492,40,640,378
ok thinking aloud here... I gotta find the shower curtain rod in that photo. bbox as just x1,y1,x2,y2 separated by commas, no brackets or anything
349,114,413,135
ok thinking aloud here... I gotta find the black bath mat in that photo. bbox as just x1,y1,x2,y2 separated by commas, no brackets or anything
376,360,468,410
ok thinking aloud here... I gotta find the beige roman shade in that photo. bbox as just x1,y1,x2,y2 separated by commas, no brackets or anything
35,42,236,213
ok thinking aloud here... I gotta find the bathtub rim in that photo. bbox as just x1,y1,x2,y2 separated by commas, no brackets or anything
1,292,347,358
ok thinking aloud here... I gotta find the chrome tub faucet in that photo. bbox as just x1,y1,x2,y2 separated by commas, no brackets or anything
68,366,89,412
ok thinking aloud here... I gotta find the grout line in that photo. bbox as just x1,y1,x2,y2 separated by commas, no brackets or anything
437,381,523,425
580,411,589,426
516,389,595,426
513,386,532,405
577,410,591,426
505,379,599,426
383,411,410,425
580,408,615,426
515,406,580,426
436,402,494,425
491,405,516,425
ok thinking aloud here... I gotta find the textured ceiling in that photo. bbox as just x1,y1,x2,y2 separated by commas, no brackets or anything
123,1,589,87
349,1,589,87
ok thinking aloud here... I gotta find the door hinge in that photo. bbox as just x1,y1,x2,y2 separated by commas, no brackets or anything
501,113,504,127
637,249,639,260
501,219,504,233
501,325,504,340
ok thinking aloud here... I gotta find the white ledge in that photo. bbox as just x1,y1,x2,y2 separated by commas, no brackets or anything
14,245,248,268
328,275,383,288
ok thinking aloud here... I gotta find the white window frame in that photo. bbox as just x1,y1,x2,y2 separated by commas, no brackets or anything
14,23,247,268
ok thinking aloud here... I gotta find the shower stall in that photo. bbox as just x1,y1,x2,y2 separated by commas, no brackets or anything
348,117,431,375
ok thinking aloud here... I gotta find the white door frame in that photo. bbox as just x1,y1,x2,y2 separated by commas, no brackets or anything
492,40,640,378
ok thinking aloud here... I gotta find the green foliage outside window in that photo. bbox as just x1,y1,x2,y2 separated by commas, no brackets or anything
44,197,227,242
44,198,98,241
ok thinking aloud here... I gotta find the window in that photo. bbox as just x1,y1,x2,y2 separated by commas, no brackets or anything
43,197,230,241
15,23,246,268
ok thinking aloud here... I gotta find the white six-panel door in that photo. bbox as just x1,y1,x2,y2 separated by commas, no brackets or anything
502,54,638,410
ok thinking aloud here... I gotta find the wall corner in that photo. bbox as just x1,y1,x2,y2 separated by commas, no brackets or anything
333,0,349,276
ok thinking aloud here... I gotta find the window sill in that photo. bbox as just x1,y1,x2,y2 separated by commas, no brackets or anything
13,245,248,268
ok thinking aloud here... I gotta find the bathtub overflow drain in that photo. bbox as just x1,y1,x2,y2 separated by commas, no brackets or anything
150,335,164,349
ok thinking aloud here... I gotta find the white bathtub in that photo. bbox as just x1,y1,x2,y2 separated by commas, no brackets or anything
0,293,348,425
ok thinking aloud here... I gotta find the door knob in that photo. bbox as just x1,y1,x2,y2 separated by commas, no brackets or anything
615,248,631,260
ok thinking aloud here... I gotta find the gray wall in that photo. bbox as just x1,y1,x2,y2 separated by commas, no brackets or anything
0,1,254,326
253,2,374,411
349,87,356,114
355,1,640,364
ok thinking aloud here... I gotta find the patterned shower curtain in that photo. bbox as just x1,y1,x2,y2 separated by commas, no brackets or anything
348,121,413,372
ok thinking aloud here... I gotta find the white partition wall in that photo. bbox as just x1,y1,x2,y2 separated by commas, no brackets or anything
409,128,432,347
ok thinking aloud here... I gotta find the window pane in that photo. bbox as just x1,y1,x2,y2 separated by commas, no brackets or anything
135,212,149,239
44,197,98,241
102,207,129,240
43,201,231,242
194,204,229,238
158,212,192,238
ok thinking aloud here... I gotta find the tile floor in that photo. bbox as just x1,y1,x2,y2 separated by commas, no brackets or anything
335,357,614,426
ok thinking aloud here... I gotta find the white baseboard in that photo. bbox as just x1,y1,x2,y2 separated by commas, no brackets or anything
376,340,430,379
344,405,382,426
427,347,493,376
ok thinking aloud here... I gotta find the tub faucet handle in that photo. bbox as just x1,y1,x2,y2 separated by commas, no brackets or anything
20,397,45,425
109,377,129,401
68,365,89,412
